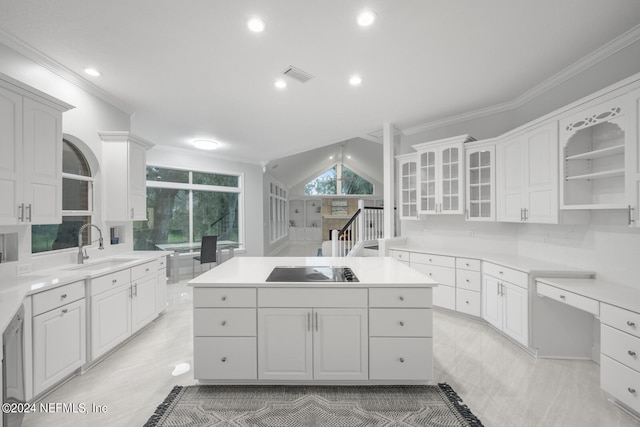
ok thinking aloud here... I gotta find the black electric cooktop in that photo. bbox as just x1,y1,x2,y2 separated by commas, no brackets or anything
265,266,359,282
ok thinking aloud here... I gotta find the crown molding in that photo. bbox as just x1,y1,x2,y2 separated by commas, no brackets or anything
401,23,640,137
0,28,134,114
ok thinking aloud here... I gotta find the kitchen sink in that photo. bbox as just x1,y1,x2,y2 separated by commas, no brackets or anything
67,258,137,271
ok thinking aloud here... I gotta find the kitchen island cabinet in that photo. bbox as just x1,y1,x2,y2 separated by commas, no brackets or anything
189,256,437,385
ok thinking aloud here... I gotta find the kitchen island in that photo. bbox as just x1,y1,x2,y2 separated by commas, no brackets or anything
188,256,438,384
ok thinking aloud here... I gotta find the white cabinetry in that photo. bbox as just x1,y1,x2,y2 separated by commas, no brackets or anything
455,258,482,317
412,135,473,215
396,153,418,219
156,256,168,314
288,199,323,241
482,263,529,346
465,140,496,221
409,253,456,311
31,281,86,396
0,74,72,225
99,131,153,221
497,122,559,223
631,88,640,226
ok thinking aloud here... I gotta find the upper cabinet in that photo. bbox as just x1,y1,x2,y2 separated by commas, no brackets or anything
99,131,154,221
465,140,496,221
396,153,418,220
632,88,640,226
496,122,559,224
0,74,73,226
559,91,638,224
413,135,474,216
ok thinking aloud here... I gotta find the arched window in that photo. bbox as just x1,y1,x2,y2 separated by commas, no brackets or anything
32,139,94,253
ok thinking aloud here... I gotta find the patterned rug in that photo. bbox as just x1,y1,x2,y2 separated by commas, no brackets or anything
143,384,483,427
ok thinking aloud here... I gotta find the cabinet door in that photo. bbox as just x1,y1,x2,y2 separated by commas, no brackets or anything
630,88,640,226
497,135,526,222
466,146,495,221
482,275,503,330
503,282,529,346
22,98,63,224
91,286,131,360
128,141,147,220
313,309,368,381
258,308,312,380
0,86,22,225
156,270,167,314
131,274,157,333
440,145,463,214
398,158,418,219
418,150,438,214
33,299,86,396
525,123,558,224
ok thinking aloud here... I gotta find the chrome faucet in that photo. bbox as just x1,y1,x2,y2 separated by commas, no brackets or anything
77,224,104,264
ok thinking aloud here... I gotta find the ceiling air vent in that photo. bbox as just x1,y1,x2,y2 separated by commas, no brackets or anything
282,66,314,83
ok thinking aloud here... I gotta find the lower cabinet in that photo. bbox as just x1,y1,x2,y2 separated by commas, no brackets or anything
91,285,132,359
32,298,86,396
482,264,529,346
257,308,368,381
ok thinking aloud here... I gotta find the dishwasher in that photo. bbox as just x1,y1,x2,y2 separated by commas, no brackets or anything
3,305,25,427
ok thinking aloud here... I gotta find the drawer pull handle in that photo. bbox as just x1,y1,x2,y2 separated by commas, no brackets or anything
60,294,67,299
399,321,404,327
221,296,227,301
629,350,637,357
627,321,636,327
628,387,636,394
399,296,404,301
221,357,227,363
221,321,226,326
399,357,405,363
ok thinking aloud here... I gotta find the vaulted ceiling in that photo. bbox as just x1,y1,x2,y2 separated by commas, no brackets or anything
1,0,639,170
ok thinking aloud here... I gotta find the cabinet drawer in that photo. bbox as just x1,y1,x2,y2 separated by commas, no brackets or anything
433,284,456,311
411,263,455,286
456,288,481,317
369,337,432,380
601,355,640,413
32,281,85,316
456,257,481,272
156,256,167,270
194,337,257,380
456,269,481,292
483,262,528,289
194,308,256,337
194,288,257,308
131,261,156,281
91,269,130,296
536,282,599,316
601,304,640,339
602,325,640,373
410,252,455,268
258,288,367,308
369,309,432,337
369,288,432,308
390,250,409,262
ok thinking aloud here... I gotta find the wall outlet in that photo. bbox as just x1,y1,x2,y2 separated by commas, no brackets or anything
17,263,32,275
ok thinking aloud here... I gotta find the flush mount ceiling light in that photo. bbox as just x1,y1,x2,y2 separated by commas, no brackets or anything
84,68,101,77
274,79,287,89
357,10,377,27
193,139,218,150
349,75,363,86
247,17,266,32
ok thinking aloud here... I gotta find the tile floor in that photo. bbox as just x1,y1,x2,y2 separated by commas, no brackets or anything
22,261,640,427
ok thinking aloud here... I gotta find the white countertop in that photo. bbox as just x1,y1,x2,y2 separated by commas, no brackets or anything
388,245,594,277
188,256,439,287
0,251,168,332
536,277,640,314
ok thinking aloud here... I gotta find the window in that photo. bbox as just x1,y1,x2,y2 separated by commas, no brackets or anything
133,167,242,250
32,140,94,253
305,164,373,195
269,181,287,242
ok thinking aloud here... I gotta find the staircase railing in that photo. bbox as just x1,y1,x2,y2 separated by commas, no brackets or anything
331,200,383,257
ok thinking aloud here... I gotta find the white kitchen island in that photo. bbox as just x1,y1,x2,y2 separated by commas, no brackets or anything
188,256,438,385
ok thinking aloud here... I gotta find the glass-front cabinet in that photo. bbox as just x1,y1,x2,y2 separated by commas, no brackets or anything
396,153,418,220
412,135,474,216
465,140,496,221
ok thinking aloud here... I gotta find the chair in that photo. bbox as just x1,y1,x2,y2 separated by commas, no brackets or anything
193,235,218,277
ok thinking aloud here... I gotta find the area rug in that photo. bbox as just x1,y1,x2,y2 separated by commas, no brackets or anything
143,384,483,427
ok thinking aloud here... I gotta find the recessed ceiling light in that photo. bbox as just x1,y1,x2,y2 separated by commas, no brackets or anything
357,10,377,27
247,17,266,32
193,140,218,150
84,68,101,77
349,75,363,86
274,79,287,89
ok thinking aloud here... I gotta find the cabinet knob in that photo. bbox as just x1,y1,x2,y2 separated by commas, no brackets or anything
221,296,227,301
560,295,566,300
465,300,470,304
221,321,227,326
399,321,404,327
61,309,68,314
629,350,637,357
628,387,636,394
112,279,117,284
627,321,636,327
60,294,67,299
465,279,470,283
399,358,405,363
145,268,150,273
221,357,227,363
428,258,432,262
499,271,504,275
